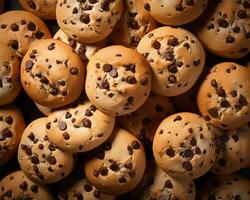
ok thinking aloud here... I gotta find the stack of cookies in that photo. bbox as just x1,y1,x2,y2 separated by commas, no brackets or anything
0,0,250,199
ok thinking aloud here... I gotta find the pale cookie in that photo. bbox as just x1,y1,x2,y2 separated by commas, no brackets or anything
109,0,158,47
46,101,115,153
19,0,57,20
118,95,175,148
0,105,25,166
0,43,21,106
18,118,74,183
21,39,85,108
85,45,151,116
153,112,216,179
0,10,51,57
140,162,196,200
197,62,250,130
137,26,205,97
0,170,53,200
54,29,107,62
194,0,250,59
57,176,115,200
211,122,250,175
143,0,207,25
56,0,123,43
197,173,250,200
84,128,146,196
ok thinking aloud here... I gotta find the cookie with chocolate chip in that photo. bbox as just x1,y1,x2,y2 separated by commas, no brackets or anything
56,0,123,43
0,170,53,200
143,0,207,25
85,45,151,116
84,128,146,195
109,0,158,47
0,11,51,57
118,95,175,149
197,173,250,200
46,101,115,153
57,176,115,200
54,29,107,62
153,112,216,179
0,43,21,106
19,0,57,20
0,105,25,166
194,0,250,59
211,122,250,175
21,39,85,108
18,118,74,183
137,26,205,97
197,62,250,130
139,162,196,200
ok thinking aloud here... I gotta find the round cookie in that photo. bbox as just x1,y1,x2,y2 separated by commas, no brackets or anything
193,0,250,59
21,39,85,108
143,0,207,25
0,43,21,106
34,102,53,116
197,173,250,200
109,0,158,48
0,10,51,57
18,118,74,183
0,105,25,166
153,112,217,180
57,177,115,200
19,0,57,20
140,162,196,200
85,45,151,116
54,29,107,62
46,101,115,153
137,26,205,97
0,170,53,200
56,0,123,43
211,123,250,175
197,62,250,130
84,128,146,196
118,95,175,148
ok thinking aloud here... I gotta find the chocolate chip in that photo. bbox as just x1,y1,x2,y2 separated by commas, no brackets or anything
217,18,228,27
101,80,110,90
165,180,173,188
27,22,36,31
190,137,197,146
183,161,193,171
186,0,194,6
99,167,108,176
2,128,12,138
19,181,28,190
175,4,184,11
152,41,161,49
10,23,19,31
31,185,38,193
49,143,56,151
128,170,136,177
165,51,174,61
211,79,218,88
182,149,194,158
70,67,79,75
126,76,137,84
168,75,177,83
80,13,90,24
208,107,219,118
129,20,139,29
4,116,13,124
103,64,112,72
47,155,57,165
220,100,230,108
207,24,215,30
174,115,182,121
72,7,78,14
48,43,55,50
63,132,70,140
84,184,93,192
193,59,200,66
9,40,19,50
243,1,250,8
110,162,119,171
40,76,49,84
168,38,179,46
38,144,44,150
25,60,34,71
144,3,151,11
28,132,35,141
140,78,148,86
226,36,235,43
238,10,247,19
94,190,101,198
35,31,44,39
46,122,51,129
75,193,83,200
166,148,175,157
195,147,201,155
127,145,133,155
119,176,127,183
31,156,39,164
59,121,67,130
101,0,111,11
97,151,105,159
168,65,178,73
27,0,36,9
131,141,140,149
239,95,248,106
109,68,118,78
82,118,91,128
216,87,226,97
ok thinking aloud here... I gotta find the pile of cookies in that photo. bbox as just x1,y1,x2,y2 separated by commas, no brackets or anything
0,0,249,199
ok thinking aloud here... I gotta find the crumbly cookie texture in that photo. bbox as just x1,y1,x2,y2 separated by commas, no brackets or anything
21,39,85,108
118,95,175,148
197,62,250,130
84,128,146,196
46,101,115,153
211,122,250,175
0,10,51,57
0,43,21,106
18,118,74,184
143,0,208,25
0,170,54,200
153,112,217,180
194,0,250,59
85,45,151,116
197,173,250,200
109,0,158,47
56,0,123,43
0,105,25,166
19,0,57,20
137,26,205,97
54,29,107,62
